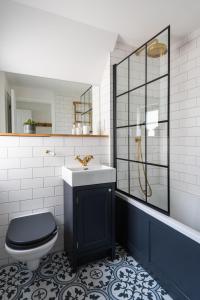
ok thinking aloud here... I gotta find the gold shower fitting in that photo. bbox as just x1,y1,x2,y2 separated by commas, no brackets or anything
135,136,152,197
135,38,167,58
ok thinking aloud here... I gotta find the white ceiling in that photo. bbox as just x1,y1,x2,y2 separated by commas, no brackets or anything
0,0,117,85
6,72,90,97
13,0,200,45
1,0,200,86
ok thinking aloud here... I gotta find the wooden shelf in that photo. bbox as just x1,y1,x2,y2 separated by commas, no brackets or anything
0,133,108,138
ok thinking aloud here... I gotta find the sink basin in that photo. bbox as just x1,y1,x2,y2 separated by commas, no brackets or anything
62,165,116,187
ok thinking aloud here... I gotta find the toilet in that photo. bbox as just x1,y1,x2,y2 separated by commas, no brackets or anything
5,212,58,271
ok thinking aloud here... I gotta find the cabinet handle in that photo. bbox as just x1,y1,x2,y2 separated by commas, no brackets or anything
108,189,112,192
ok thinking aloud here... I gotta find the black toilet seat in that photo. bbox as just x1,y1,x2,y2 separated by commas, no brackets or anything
6,213,58,250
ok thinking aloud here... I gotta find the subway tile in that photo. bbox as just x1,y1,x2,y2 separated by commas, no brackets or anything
0,180,20,192
55,186,63,196
0,202,19,214
0,225,8,238
21,157,43,168
44,176,63,187
33,167,54,178
20,137,43,146
55,204,64,216
33,187,54,199
0,158,20,169
43,137,64,147
0,192,8,203
8,147,32,158
44,196,63,208
0,148,7,158
8,168,32,180
0,137,19,147
21,178,43,189
44,157,64,167
0,170,7,180
9,189,32,202
0,237,5,248
20,198,44,211
54,147,74,156
64,138,83,147
0,214,8,225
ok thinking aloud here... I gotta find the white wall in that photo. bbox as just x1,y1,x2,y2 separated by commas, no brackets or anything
170,28,200,230
0,135,109,266
0,0,117,85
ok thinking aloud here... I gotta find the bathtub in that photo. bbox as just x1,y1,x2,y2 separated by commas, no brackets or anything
117,191,200,244
116,191,200,300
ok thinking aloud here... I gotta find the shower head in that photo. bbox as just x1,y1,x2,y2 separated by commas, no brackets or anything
135,39,167,58
147,39,167,58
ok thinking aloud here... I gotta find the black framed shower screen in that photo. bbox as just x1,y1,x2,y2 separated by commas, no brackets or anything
113,26,170,214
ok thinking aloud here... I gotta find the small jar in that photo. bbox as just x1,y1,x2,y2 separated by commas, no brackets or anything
76,123,82,135
72,124,76,135
83,125,89,135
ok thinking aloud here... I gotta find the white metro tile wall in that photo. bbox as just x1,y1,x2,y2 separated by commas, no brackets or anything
0,136,109,266
170,28,200,230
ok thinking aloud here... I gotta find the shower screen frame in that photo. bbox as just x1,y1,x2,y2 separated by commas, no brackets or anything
113,26,170,215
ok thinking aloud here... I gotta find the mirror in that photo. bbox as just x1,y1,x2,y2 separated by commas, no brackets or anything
0,71,100,135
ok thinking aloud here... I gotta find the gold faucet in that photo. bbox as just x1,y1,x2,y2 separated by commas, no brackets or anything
75,155,94,168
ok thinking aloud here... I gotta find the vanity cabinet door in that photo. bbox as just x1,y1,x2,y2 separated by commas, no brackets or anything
76,186,113,251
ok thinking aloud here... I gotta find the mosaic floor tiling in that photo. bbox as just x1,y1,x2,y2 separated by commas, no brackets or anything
0,246,172,300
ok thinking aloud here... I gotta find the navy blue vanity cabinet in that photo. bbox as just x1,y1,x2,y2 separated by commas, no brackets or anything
64,182,115,269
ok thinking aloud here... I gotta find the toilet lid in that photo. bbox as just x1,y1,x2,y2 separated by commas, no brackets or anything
6,213,57,249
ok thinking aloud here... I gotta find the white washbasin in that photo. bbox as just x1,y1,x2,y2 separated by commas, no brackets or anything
62,165,116,187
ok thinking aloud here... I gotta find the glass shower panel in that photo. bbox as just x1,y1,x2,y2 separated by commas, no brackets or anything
147,122,167,166
117,94,128,127
114,26,170,214
116,127,128,159
117,59,128,96
130,162,146,201
129,87,145,126
129,47,145,90
147,165,168,211
147,76,168,122
117,160,129,193
129,125,145,161
147,30,168,82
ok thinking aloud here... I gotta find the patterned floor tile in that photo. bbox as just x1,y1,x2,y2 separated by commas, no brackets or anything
0,245,173,300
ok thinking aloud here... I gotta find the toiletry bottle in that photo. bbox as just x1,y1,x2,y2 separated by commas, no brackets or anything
76,123,82,135
83,125,89,135
72,124,76,135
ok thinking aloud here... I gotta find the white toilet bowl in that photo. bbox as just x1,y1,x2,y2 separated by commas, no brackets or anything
5,213,58,271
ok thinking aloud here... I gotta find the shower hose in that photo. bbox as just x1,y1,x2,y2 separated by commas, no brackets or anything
135,137,152,197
